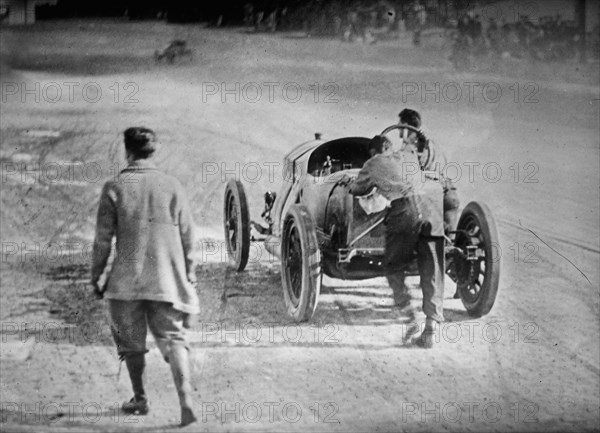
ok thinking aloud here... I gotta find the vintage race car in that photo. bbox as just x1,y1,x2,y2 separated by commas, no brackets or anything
223,124,500,322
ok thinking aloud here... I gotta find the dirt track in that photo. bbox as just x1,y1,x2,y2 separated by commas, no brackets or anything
0,21,599,432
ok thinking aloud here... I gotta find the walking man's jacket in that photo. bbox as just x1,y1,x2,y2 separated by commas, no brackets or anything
91,160,200,314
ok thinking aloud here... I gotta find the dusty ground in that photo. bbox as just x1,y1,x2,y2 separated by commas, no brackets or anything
0,20,599,432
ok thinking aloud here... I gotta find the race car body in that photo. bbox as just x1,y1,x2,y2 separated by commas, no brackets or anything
223,125,500,321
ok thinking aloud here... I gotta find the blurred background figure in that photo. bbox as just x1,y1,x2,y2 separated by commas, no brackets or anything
412,0,426,46
243,2,254,26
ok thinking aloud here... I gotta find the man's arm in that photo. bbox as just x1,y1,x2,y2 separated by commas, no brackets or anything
421,139,449,183
90,183,117,287
178,186,197,284
350,159,376,196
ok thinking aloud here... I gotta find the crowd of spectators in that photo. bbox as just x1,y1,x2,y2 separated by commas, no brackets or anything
242,1,598,63
244,1,405,42
450,13,596,66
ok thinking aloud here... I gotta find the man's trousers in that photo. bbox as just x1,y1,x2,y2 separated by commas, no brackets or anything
384,197,445,322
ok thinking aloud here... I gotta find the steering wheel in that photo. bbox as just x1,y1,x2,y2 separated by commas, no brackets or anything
380,123,425,152
380,123,420,137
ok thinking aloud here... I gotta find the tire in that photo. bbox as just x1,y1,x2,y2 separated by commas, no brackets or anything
281,204,322,322
223,179,250,271
454,201,500,317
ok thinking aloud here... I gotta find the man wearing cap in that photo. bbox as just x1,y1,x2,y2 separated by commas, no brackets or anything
398,108,460,236
351,135,445,348
91,127,199,426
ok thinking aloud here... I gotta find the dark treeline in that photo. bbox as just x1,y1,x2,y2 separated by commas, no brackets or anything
34,1,476,23
36,0,308,23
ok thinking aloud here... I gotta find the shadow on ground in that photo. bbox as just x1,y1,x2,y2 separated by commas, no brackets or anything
196,261,474,328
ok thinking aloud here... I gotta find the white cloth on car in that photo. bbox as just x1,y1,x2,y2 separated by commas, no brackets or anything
357,187,391,215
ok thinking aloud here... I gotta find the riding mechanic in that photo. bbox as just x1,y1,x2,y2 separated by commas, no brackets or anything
398,108,460,237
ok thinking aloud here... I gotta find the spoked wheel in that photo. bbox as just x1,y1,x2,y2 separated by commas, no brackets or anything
223,179,250,271
453,201,500,317
281,204,321,322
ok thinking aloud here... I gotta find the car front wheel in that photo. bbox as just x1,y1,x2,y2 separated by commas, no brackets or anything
223,179,250,271
281,204,321,322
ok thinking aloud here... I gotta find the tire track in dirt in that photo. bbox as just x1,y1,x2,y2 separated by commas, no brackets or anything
498,217,600,256
498,219,599,359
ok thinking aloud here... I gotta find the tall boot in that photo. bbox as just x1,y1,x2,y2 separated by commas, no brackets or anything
122,353,149,414
168,345,197,427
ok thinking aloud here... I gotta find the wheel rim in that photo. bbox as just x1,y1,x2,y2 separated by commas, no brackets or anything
284,220,303,308
456,215,487,304
225,192,238,255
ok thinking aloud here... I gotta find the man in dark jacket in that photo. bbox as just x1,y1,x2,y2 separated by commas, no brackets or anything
91,127,199,426
351,135,444,348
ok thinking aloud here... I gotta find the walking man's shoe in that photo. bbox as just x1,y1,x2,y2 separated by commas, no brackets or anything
121,396,149,415
181,407,197,427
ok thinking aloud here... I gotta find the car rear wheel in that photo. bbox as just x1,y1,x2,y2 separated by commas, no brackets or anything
454,201,500,317
281,204,321,322
223,179,250,271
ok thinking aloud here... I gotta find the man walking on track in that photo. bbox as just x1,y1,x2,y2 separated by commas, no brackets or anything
91,127,200,426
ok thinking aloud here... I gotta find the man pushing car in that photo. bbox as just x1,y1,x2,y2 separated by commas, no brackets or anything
350,134,445,348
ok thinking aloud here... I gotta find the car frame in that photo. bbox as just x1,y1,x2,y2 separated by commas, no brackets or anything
223,124,500,322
